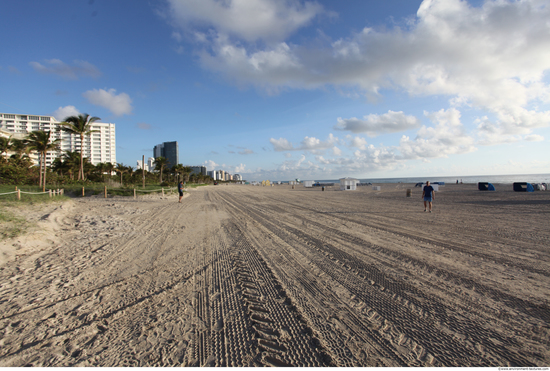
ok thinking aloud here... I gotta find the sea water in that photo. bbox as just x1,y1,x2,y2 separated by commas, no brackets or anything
313,173,550,185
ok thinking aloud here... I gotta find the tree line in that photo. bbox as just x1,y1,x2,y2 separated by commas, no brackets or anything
0,113,216,189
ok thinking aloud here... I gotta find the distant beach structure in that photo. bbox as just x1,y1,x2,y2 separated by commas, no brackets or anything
513,182,534,192
339,177,358,191
422,183,439,192
478,182,496,191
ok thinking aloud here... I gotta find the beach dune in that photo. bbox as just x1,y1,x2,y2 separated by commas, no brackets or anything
0,183,548,367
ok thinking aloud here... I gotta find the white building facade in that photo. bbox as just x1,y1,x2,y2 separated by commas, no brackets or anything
136,157,155,172
0,112,116,166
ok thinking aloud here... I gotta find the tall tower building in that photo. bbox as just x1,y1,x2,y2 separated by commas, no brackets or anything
153,141,179,168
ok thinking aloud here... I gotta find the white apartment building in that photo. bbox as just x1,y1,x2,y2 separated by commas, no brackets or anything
0,112,116,166
136,157,155,172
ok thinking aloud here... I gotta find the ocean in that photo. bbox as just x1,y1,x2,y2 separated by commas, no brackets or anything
310,173,550,185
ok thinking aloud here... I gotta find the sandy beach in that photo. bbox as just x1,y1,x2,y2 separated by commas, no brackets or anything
0,183,548,367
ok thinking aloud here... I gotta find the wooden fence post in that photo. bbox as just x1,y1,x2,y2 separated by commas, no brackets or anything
82,187,85,197
104,186,107,198
17,189,21,201
134,188,136,199
49,189,52,198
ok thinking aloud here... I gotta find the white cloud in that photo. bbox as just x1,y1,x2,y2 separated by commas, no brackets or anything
264,108,477,179
475,116,522,146
234,163,247,173
270,137,294,151
270,133,339,152
165,0,324,43
348,136,368,149
203,160,221,169
182,0,550,135
30,59,101,80
524,134,544,142
82,88,133,116
52,105,81,121
335,110,421,136
397,108,476,159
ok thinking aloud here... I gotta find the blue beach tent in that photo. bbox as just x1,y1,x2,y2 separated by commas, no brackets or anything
478,182,495,191
513,182,534,192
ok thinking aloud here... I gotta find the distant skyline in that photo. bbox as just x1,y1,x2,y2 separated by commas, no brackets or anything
1,0,549,181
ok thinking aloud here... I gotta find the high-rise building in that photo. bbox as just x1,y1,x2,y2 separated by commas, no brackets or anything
190,165,207,176
136,157,155,172
153,141,179,168
0,112,116,166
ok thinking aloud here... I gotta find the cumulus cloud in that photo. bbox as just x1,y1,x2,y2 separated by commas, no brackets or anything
203,159,221,169
335,111,421,136
82,88,133,116
52,105,81,121
524,134,544,142
266,108,477,178
30,59,101,80
397,108,476,159
348,136,368,149
165,0,324,43
177,0,550,135
270,133,339,152
234,163,247,173
475,116,522,145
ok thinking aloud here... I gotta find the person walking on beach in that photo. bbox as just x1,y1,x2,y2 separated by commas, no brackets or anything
178,180,184,203
422,181,435,212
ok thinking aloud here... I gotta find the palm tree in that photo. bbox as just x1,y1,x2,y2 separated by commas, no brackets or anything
83,161,95,180
126,165,135,184
59,113,100,181
104,162,115,182
154,156,169,183
61,151,82,180
172,164,185,183
26,130,61,191
0,135,13,160
10,138,32,160
51,157,65,177
116,163,129,186
184,166,192,182
95,162,107,182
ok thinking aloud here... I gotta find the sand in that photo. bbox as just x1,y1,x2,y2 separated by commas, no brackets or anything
0,183,548,367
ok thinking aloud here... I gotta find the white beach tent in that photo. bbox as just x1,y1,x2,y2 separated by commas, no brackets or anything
304,180,314,188
340,177,358,191
423,183,439,192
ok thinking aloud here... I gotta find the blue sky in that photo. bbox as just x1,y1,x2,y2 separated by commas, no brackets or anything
1,0,549,181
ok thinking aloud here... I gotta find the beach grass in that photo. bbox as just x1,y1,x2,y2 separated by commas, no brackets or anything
0,208,29,240
0,185,70,204
0,185,70,240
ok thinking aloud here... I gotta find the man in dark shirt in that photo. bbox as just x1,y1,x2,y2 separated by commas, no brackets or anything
178,181,184,203
422,181,435,212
